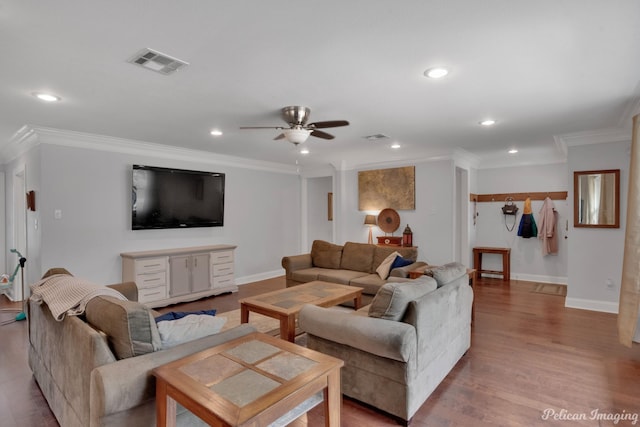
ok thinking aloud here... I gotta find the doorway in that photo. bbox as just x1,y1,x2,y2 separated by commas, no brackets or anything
304,176,333,250
455,167,470,266
11,168,27,301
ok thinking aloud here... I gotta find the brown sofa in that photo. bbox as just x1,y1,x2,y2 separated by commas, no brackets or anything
281,240,427,304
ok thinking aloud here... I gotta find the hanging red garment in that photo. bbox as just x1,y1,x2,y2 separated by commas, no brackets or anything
538,197,558,255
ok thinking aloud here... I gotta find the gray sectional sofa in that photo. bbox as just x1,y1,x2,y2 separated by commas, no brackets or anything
282,240,427,304
28,275,257,427
299,263,474,425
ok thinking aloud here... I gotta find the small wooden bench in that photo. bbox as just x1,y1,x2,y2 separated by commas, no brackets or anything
473,247,511,281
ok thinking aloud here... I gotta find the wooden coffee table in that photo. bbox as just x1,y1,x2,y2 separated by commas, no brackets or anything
240,281,363,342
153,332,344,427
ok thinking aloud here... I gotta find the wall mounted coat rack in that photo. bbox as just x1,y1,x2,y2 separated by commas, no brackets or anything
469,191,567,203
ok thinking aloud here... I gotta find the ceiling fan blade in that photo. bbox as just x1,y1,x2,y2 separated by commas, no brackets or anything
239,126,284,129
274,133,286,140
310,130,335,140
307,120,349,129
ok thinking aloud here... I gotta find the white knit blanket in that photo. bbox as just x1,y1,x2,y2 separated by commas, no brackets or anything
30,274,127,321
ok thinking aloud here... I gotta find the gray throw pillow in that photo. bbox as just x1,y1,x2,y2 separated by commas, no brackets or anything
368,277,437,321
431,262,467,287
85,296,161,359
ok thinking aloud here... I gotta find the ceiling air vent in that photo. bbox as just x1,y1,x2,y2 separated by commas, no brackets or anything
127,48,189,75
363,134,390,141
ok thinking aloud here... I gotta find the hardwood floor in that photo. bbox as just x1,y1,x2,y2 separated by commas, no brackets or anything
1,276,639,426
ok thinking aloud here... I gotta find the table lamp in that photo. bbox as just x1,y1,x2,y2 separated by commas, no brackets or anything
364,215,377,244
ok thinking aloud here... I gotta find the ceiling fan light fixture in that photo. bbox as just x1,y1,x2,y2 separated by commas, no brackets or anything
284,128,311,144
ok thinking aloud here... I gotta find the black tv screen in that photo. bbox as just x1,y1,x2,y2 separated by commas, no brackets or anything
132,165,225,229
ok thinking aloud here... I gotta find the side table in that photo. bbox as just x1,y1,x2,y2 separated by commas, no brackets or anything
472,246,511,281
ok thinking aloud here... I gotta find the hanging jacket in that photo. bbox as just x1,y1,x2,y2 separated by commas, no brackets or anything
538,197,558,255
517,197,538,238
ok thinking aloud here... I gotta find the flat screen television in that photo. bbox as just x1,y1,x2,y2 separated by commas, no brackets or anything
132,165,225,229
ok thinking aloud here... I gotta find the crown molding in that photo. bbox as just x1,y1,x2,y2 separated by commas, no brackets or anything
553,135,568,158
0,125,40,163
452,148,480,170
1,126,299,174
300,164,336,178
337,148,479,172
555,127,631,147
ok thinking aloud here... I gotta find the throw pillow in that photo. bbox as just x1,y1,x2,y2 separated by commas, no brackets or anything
431,262,467,287
311,240,343,269
391,255,413,269
156,315,227,349
376,251,400,279
368,278,437,321
341,242,376,272
85,296,161,359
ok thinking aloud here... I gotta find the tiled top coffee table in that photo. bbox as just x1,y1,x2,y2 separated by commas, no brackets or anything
239,281,363,342
153,332,344,427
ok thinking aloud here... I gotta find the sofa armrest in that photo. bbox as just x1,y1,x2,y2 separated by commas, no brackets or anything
89,324,256,420
389,261,428,278
299,305,416,363
281,254,313,275
107,281,138,302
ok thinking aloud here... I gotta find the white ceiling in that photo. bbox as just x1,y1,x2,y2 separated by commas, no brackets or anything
1,1,639,170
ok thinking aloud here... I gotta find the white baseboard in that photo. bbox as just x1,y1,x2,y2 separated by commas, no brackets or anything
564,297,619,314
481,272,567,284
236,269,284,286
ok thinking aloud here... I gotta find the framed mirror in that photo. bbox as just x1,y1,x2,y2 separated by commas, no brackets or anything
573,169,620,228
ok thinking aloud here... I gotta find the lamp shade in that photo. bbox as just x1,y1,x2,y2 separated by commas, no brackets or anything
364,215,377,226
284,128,311,144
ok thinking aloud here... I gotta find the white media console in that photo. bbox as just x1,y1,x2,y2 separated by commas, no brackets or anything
120,244,238,308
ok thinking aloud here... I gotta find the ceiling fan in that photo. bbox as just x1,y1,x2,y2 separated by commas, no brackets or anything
240,106,349,145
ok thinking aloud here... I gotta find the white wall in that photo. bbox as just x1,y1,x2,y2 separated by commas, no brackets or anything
475,163,569,283
334,158,456,266
306,176,332,250
566,140,630,313
9,142,301,286
0,170,4,277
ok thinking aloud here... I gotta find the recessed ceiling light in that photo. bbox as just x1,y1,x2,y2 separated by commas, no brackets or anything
424,67,449,79
32,92,61,102
391,142,401,149
508,149,518,154
210,129,223,136
300,148,310,155
479,119,496,126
